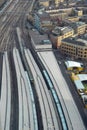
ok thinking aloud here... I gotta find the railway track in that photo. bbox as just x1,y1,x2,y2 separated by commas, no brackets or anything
0,0,32,51
24,48,61,130
13,48,38,130
0,52,11,130
37,51,86,130
37,51,73,130
8,50,19,130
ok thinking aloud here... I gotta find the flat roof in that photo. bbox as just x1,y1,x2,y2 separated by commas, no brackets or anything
77,74,87,81
37,11,50,19
29,30,49,45
62,37,87,46
73,74,87,90
52,26,73,36
74,80,84,89
39,0,48,2
65,61,83,68
29,30,52,50
70,21,86,28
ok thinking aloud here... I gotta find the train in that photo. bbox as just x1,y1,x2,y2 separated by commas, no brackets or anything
43,70,68,130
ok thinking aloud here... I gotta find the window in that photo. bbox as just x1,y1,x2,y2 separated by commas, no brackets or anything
84,55,86,57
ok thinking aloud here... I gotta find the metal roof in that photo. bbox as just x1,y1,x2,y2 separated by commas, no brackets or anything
29,30,49,45
70,21,86,28
77,39,87,46
77,74,87,81
65,61,83,68
39,0,48,2
52,26,73,36
74,80,84,90
62,37,87,46
73,74,87,90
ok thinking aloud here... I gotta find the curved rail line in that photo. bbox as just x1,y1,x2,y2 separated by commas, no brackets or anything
38,51,86,130
24,49,50,130
38,52,74,130
43,70,68,130
0,0,32,51
16,27,40,130
1,52,11,130
24,48,62,130
13,48,38,130
29,47,73,130
25,71,38,130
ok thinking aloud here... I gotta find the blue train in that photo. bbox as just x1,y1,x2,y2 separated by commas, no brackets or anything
43,70,68,130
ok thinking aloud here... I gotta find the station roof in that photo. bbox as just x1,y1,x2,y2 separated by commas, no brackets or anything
65,61,83,68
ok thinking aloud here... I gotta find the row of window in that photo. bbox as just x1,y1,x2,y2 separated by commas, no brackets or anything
62,43,75,48
61,47,87,54
61,50,87,58
61,47,75,52
61,48,87,58
63,32,73,38
62,43,87,51
61,50,75,56
78,54,87,58
78,51,87,54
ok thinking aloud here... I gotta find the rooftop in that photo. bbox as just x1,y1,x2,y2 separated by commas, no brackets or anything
29,30,49,45
29,29,52,50
73,74,87,90
70,21,86,28
52,26,73,36
77,74,87,81
65,61,83,68
36,11,50,19
81,15,87,20
62,37,87,46
74,80,84,90
39,0,48,2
